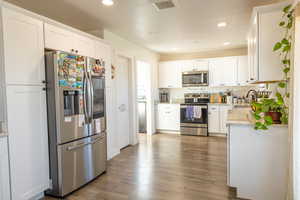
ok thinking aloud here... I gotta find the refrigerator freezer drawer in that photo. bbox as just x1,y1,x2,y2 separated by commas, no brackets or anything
58,135,107,196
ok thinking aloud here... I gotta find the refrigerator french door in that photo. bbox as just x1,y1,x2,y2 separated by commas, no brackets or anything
45,51,107,198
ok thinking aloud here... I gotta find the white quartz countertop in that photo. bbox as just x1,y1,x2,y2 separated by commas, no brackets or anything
227,107,288,127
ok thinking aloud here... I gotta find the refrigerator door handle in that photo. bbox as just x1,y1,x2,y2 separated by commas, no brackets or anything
83,71,89,123
88,72,94,123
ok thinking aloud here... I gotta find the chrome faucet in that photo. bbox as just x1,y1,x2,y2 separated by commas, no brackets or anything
246,89,258,103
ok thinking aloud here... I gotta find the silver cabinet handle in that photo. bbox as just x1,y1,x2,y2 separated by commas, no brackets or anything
66,137,103,151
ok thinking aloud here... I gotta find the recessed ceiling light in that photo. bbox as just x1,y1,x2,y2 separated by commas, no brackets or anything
171,48,178,51
102,0,114,6
217,22,227,27
223,42,230,46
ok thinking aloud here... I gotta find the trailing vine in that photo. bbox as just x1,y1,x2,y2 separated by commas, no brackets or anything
252,4,294,130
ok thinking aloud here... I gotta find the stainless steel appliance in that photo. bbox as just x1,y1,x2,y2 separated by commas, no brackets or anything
138,99,147,133
182,71,209,87
45,51,107,198
159,89,169,103
180,93,209,136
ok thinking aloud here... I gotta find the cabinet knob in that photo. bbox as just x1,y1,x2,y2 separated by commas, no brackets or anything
42,80,47,84
75,50,79,53
71,49,74,52
250,78,254,80
42,87,47,91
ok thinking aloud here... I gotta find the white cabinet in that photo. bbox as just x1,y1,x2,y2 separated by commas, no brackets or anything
237,56,249,85
0,137,11,200
181,59,209,72
44,23,95,57
208,105,220,133
73,33,95,57
248,5,285,82
7,85,49,200
208,105,232,134
209,57,237,86
156,104,180,131
2,8,45,85
219,105,231,134
158,61,182,88
44,23,75,53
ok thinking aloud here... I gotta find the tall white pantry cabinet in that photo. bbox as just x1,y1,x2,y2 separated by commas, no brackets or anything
2,7,50,200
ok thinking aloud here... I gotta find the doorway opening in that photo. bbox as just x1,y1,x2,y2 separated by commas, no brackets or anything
136,60,151,135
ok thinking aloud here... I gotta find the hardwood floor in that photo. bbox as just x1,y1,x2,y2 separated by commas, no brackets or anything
44,134,237,200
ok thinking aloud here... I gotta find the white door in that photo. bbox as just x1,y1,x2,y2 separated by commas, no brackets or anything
116,56,130,149
7,85,49,200
2,8,45,85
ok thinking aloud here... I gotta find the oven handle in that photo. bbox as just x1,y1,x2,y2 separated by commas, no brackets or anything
180,105,207,109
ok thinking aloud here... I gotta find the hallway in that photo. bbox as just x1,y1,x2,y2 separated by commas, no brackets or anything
45,134,235,200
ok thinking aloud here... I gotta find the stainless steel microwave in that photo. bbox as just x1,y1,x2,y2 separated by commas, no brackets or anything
182,71,209,87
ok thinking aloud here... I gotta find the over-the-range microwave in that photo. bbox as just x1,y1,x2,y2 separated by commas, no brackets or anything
182,71,209,87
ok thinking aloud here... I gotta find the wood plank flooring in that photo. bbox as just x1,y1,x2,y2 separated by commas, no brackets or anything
44,134,237,200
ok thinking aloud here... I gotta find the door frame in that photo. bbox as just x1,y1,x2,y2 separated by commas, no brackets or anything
136,60,153,136
115,51,138,147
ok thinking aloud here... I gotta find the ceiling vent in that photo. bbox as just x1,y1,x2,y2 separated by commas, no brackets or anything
152,0,176,10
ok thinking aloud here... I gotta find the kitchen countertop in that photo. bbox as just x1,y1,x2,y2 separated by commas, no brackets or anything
0,133,8,138
227,107,288,127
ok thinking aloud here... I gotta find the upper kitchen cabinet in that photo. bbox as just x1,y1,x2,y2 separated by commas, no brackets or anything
181,59,209,72
237,56,249,85
158,61,182,88
247,3,286,83
2,8,45,85
44,23,95,57
209,57,238,86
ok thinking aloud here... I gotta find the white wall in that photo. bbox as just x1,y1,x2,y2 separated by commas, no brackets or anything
103,30,159,139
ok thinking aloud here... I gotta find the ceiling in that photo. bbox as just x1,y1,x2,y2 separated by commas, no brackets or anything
5,0,284,54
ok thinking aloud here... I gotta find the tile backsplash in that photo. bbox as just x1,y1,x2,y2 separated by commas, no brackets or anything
165,85,265,102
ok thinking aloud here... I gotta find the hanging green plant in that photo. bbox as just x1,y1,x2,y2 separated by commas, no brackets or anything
252,4,294,130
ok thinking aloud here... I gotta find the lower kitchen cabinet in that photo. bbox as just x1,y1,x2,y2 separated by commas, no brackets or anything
156,104,180,131
208,105,220,133
208,105,232,135
0,136,11,200
6,85,50,200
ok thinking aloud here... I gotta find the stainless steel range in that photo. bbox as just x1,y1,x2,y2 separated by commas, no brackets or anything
45,51,107,198
180,93,209,136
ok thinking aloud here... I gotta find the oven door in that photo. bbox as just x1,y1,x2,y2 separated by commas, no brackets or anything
180,104,208,136
180,104,208,124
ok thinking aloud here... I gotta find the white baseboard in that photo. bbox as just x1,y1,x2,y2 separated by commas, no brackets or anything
209,132,227,137
156,130,180,134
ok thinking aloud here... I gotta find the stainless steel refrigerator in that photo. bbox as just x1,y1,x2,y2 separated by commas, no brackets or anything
44,51,107,198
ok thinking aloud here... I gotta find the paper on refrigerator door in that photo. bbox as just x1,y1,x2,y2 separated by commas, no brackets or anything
78,114,84,127
95,118,101,133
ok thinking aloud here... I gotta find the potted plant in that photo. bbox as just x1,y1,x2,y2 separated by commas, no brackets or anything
251,95,285,130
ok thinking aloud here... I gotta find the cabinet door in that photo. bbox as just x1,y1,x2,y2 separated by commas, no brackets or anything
248,14,259,82
0,137,10,200
237,56,249,85
209,57,237,86
73,33,95,57
44,23,75,53
95,41,112,87
2,8,45,85
208,105,220,133
181,59,208,72
219,106,232,134
156,104,180,131
158,61,181,88
7,86,49,200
